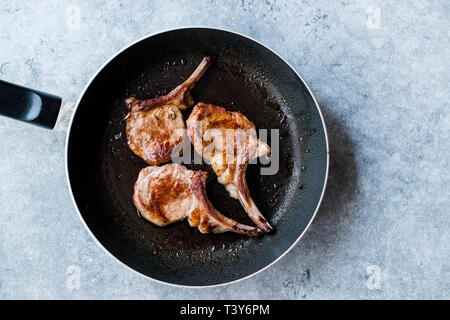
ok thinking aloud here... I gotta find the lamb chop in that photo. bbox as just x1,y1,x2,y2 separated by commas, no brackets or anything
133,163,262,236
186,103,273,232
125,57,212,165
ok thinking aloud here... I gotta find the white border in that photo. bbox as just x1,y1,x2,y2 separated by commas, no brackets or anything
65,27,330,289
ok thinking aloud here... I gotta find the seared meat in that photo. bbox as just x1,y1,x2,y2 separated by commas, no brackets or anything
133,163,262,236
186,103,273,232
125,57,212,165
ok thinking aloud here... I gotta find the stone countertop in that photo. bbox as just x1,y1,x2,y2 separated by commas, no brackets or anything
0,0,448,299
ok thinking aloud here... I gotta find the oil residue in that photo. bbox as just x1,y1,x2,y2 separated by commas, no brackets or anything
101,53,299,263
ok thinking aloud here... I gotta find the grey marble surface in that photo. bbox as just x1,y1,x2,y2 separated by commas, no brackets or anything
0,0,448,299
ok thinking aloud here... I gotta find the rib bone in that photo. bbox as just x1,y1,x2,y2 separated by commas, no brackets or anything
125,57,212,165
186,103,273,232
133,163,262,236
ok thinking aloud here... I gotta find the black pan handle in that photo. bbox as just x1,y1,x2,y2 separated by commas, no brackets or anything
0,79,62,129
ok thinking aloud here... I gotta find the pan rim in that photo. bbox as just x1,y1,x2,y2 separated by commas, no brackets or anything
65,26,330,289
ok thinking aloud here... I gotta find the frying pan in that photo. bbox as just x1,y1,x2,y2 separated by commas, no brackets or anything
0,28,329,287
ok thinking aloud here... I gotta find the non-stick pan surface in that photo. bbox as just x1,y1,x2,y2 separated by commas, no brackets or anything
67,28,328,286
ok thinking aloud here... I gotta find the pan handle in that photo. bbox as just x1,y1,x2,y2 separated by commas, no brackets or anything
0,79,62,129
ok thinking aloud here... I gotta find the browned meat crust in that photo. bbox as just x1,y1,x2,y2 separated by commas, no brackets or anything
133,163,262,236
186,103,273,232
125,57,212,165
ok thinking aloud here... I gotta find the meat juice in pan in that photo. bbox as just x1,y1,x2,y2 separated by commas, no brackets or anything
102,55,298,262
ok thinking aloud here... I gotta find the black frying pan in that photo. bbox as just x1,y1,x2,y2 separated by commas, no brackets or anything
0,28,328,287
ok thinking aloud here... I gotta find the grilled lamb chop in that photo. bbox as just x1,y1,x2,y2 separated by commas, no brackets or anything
133,163,261,236
125,57,212,165
186,103,273,232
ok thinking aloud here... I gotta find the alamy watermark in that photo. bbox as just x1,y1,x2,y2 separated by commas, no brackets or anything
366,5,381,30
366,265,382,290
170,127,280,176
66,5,81,30
66,265,81,290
